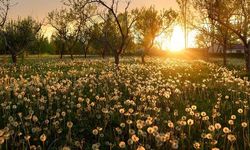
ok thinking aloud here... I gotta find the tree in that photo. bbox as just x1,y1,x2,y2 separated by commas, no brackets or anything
0,0,10,28
88,22,110,58
0,0,11,56
31,34,55,55
79,29,91,58
65,2,97,58
192,0,235,66
3,17,41,63
48,8,81,59
87,12,122,58
89,23,106,58
205,0,250,73
133,6,177,63
50,34,64,56
66,0,137,65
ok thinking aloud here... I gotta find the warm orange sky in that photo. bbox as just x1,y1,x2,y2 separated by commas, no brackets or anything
9,0,178,20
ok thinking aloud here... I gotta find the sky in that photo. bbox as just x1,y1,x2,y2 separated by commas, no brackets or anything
9,0,178,20
8,0,182,46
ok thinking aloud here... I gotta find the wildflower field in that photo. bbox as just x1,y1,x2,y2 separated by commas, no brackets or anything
0,58,249,150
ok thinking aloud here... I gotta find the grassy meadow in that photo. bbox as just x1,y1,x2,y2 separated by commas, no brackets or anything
0,57,249,150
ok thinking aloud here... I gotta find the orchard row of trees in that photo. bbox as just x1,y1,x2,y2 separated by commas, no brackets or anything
192,0,250,72
48,0,178,65
0,0,249,73
0,0,178,64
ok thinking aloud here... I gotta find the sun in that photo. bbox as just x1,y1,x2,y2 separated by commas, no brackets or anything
168,26,185,52
155,25,197,52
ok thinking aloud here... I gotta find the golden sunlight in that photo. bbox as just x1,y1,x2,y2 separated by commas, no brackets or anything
41,25,55,42
168,25,185,52
155,25,197,52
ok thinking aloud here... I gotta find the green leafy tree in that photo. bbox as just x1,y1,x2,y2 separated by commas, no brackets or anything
193,0,235,65
3,17,41,63
48,8,80,59
88,23,107,58
196,0,250,73
67,3,97,58
133,6,177,63
66,0,137,65
88,14,119,58
31,34,55,55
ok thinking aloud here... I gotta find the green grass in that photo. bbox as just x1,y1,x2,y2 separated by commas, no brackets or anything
0,57,249,150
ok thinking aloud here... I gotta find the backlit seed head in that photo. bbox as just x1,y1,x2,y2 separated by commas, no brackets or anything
168,122,174,128
223,127,231,134
126,120,133,125
67,121,73,128
211,140,218,145
206,133,213,139
131,135,139,142
137,146,145,150
227,134,236,142
32,115,38,122
231,115,236,120
228,120,234,125
238,109,243,114
201,112,206,117
92,129,99,135
62,146,71,150
208,125,215,132
153,126,158,132
40,134,47,142
241,122,248,128
191,105,197,110
0,137,4,144
119,141,126,149
119,109,125,114
120,123,126,128
92,143,100,150
24,135,31,141
171,142,179,149
147,127,154,134
61,111,66,117
214,123,221,130
127,139,133,145
193,142,200,149
187,119,194,126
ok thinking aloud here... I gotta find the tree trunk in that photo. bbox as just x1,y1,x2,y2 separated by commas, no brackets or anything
69,47,74,60
11,53,17,64
223,40,227,66
223,48,227,66
60,43,65,59
141,53,145,64
84,46,88,59
70,51,74,60
114,52,119,66
246,41,250,74
60,51,63,59
84,48,87,58
102,48,105,59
